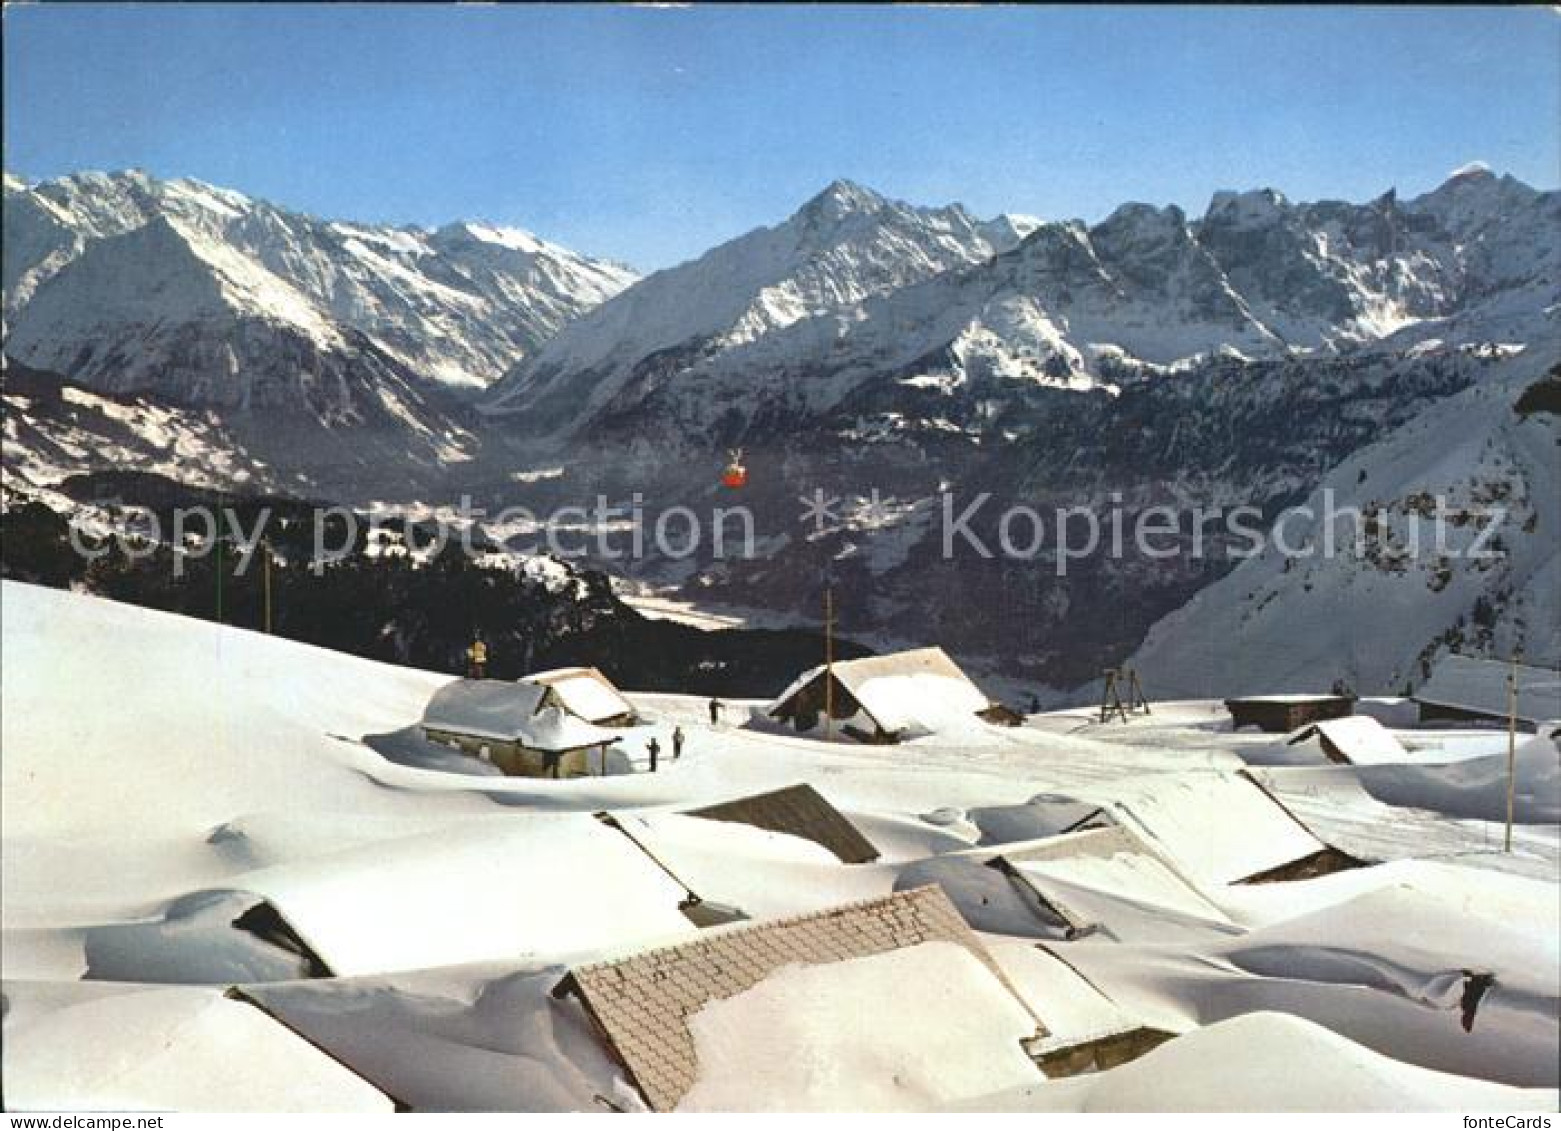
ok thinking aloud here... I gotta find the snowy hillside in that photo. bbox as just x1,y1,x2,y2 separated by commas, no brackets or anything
1131,342,1561,696
3,169,636,394
485,169,1559,441
2,582,1557,1111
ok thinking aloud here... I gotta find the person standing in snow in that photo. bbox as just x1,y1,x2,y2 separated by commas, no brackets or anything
646,737,661,773
708,698,723,726
672,725,685,759
467,635,488,679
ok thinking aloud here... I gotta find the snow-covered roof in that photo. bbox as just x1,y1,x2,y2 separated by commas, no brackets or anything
241,815,697,977
678,941,1042,1111
991,943,1150,1056
2,982,393,1112
1063,772,1334,887
1415,655,1561,725
770,646,992,738
1290,715,1409,766
420,679,620,749
553,885,1041,1111
523,666,636,723
959,1012,1556,1113
1000,825,1234,934
1226,693,1353,705
529,705,624,751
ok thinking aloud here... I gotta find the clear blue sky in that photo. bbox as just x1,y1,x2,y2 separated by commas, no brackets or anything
5,4,1557,270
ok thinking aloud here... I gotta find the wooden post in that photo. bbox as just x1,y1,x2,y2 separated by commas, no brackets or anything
262,538,273,634
1128,667,1150,715
1506,656,1517,853
824,586,835,742
1100,668,1129,724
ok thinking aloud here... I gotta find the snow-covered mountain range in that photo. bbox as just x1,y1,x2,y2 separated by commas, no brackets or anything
3,169,636,400
486,168,1558,443
3,169,637,489
3,166,1557,697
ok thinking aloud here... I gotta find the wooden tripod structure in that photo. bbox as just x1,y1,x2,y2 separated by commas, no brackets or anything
1099,666,1151,724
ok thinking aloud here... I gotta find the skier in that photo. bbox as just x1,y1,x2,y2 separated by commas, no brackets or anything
1027,693,1041,715
708,698,723,726
647,737,661,773
467,635,488,679
672,725,686,759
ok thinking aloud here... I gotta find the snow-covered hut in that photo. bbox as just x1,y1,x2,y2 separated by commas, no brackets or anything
999,944,1176,1077
521,665,638,726
992,825,1236,941
767,646,1003,742
1224,693,1354,733
550,886,1045,1111
1414,655,1561,731
1288,715,1410,765
420,679,623,777
1055,771,1363,886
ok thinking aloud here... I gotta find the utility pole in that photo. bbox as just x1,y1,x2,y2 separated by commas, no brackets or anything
1506,655,1518,853
262,538,273,635
824,585,835,742
215,531,224,625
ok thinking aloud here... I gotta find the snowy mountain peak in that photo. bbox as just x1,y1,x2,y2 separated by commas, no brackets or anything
979,213,1044,251
1407,166,1546,236
1095,201,1192,241
431,220,552,257
800,178,888,222
1444,160,1495,182
1203,187,1290,229
1009,218,1096,263
485,180,1023,430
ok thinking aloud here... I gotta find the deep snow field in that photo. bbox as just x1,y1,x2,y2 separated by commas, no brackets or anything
2,580,1558,1112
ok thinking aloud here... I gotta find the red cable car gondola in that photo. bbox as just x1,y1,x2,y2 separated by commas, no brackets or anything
721,448,747,488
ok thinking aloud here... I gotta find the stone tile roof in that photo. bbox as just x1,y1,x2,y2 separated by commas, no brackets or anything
552,885,1044,1111
685,783,880,864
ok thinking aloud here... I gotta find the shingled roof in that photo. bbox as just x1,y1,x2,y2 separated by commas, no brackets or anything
551,885,1045,1112
685,783,880,864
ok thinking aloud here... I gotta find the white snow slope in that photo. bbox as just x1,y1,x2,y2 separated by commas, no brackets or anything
2,581,1557,1111
1130,337,1561,697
